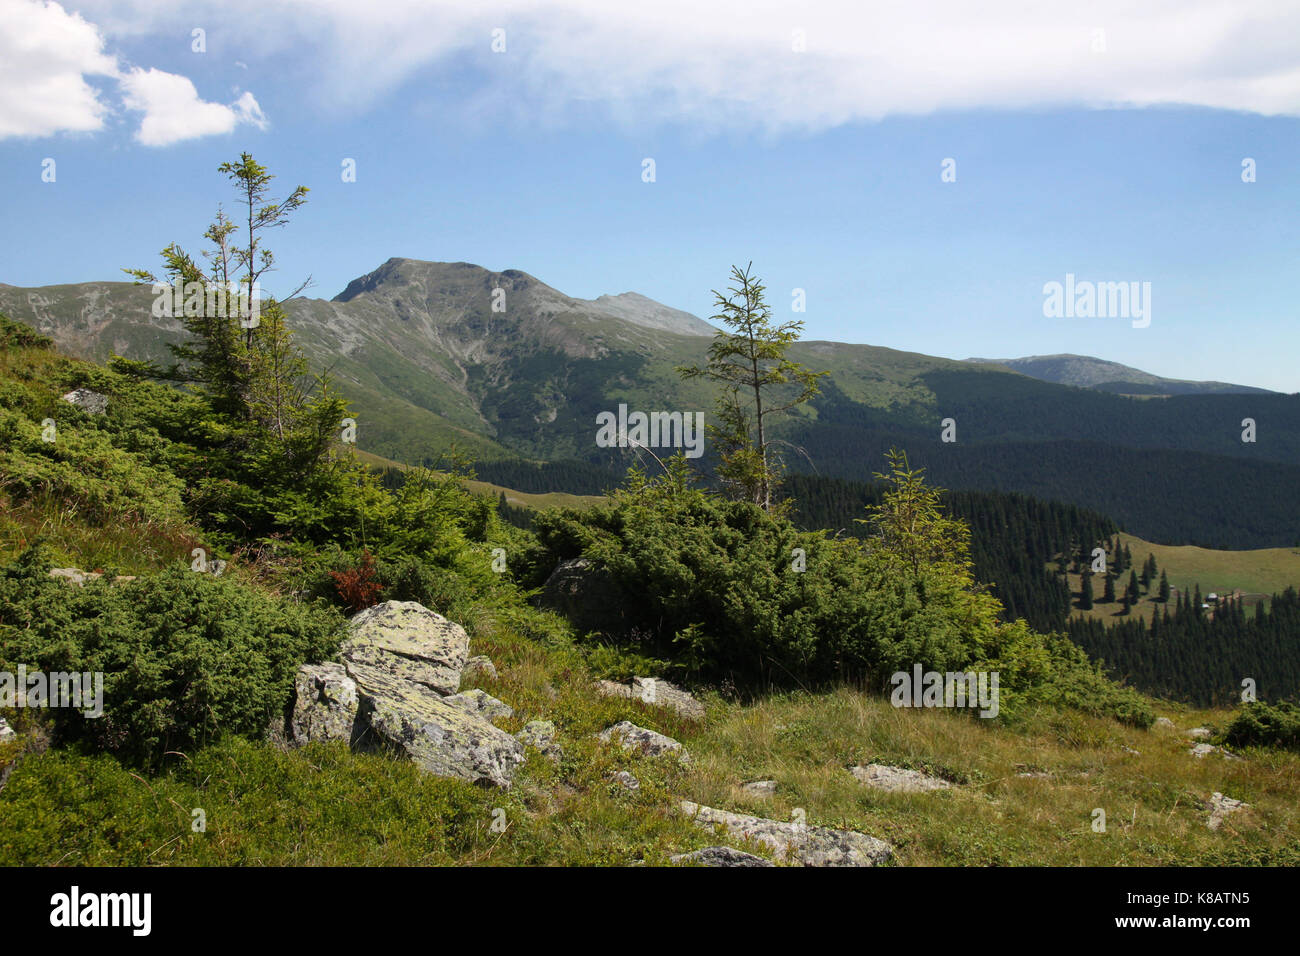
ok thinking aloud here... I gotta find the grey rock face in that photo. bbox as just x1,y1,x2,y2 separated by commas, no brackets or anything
62,388,108,415
444,688,514,720
599,721,688,762
342,600,469,697
680,801,892,867
849,763,953,793
596,676,705,719
351,667,524,788
289,663,361,746
671,846,775,867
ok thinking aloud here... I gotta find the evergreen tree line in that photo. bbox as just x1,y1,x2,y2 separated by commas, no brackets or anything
1068,588,1300,706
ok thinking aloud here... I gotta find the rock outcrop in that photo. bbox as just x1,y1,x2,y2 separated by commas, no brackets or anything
680,801,892,867
280,601,525,788
517,720,563,763
289,662,361,746
49,568,137,587
599,721,688,762
849,763,953,793
62,388,108,415
445,688,514,720
595,676,705,719
671,846,775,867
342,600,469,697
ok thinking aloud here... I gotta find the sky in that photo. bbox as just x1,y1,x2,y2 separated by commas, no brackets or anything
2,0,1299,391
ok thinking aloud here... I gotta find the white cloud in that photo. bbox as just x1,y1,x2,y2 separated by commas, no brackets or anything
0,0,267,144
59,0,1300,129
120,67,267,145
0,0,117,137
15,0,1300,137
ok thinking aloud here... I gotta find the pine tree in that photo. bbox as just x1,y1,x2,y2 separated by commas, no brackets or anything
1080,569,1094,610
677,263,826,510
1127,569,1141,606
1102,573,1116,604
1159,568,1170,603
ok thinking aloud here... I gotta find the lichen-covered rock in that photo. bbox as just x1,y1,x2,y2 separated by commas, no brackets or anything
595,677,705,720
517,720,562,763
342,600,469,697
1154,717,1176,731
444,688,513,720
599,721,688,762
1207,792,1250,831
1187,727,1212,740
849,763,953,793
741,780,777,796
671,846,775,867
289,662,361,746
463,655,498,682
680,801,892,867
351,667,524,788
1189,743,1241,760
62,388,108,415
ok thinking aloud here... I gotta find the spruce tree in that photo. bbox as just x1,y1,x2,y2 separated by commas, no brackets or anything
1159,568,1170,603
1080,569,1094,610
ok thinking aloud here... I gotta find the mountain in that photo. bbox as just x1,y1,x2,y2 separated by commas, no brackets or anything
964,354,1275,396
5,259,1300,548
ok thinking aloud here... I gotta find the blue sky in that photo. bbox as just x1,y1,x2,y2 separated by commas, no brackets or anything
2,1,1298,391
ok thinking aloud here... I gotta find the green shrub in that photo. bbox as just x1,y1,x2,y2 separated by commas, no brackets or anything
0,546,344,765
1220,700,1300,752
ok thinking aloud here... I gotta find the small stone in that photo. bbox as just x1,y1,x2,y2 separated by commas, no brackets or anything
849,763,952,793
1187,728,1212,740
444,688,513,720
741,780,777,796
671,846,774,867
0,717,15,741
611,770,640,791
595,676,705,719
598,721,688,762
1122,746,1141,755
1207,792,1250,831
1154,717,1176,730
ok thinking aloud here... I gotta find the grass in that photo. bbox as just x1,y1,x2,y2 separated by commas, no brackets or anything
4,610,1295,867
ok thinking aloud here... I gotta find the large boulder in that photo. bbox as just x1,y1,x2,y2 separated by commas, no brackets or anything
680,801,892,867
539,558,631,636
288,663,361,746
351,667,524,788
342,601,469,697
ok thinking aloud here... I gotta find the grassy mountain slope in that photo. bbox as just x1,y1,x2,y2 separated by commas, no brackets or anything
965,354,1275,396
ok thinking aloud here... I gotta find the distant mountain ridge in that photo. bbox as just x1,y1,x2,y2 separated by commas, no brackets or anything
963,354,1274,396
5,258,1300,548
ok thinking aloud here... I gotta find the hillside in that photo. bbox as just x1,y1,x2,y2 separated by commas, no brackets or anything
965,354,1275,396
6,262,1300,548
2,310,1298,869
